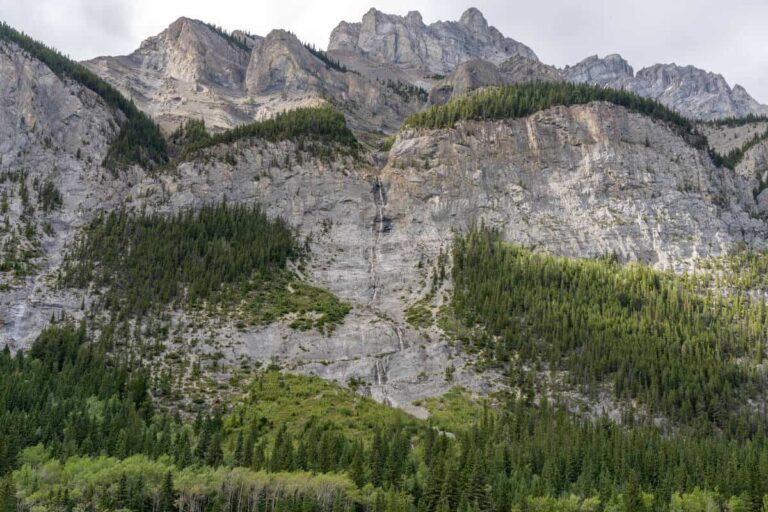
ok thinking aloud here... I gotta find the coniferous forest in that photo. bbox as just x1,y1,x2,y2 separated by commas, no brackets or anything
4,320,768,511
450,229,768,435
402,82,735,168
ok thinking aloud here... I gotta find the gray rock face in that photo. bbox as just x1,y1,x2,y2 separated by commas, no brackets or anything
498,55,563,83
383,102,765,270
0,40,134,349
428,59,507,105
564,55,768,120
84,18,422,134
562,54,634,85
328,7,538,76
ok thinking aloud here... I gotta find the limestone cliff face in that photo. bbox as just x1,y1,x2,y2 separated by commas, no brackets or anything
429,52,768,121
84,18,256,131
381,103,764,272
131,16,252,87
564,56,768,120
328,8,538,76
0,40,135,348
562,54,634,86
241,29,421,133
84,18,422,134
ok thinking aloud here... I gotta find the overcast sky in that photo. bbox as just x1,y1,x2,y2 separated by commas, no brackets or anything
1,0,767,102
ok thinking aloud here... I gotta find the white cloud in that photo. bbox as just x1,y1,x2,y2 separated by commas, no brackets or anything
1,0,767,102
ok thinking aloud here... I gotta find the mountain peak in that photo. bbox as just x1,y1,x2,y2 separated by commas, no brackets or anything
405,10,424,25
459,7,488,29
328,7,538,75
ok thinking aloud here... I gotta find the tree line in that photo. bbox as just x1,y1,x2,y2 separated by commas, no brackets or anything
401,81,734,169
177,107,358,160
60,202,301,318
0,21,168,170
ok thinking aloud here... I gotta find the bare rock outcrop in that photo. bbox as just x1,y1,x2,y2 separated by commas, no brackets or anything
0,40,134,349
381,102,764,274
564,55,768,121
328,8,538,77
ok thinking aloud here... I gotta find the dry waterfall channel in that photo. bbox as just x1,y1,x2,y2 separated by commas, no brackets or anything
369,175,388,306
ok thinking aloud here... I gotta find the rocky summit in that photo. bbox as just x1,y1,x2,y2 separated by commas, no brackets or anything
3,7,768,511
564,55,768,120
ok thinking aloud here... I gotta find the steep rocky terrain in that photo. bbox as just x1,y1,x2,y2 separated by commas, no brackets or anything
7,10,768,511
564,55,768,120
85,17,423,135
426,51,768,120
82,8,768,134
0,39,135,349
327,7,537,84
3,9,768,418
429,56,562,105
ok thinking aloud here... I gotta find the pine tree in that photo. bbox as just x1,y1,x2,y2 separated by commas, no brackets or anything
159,472,177,512
233,431,245,467
0,475,16,512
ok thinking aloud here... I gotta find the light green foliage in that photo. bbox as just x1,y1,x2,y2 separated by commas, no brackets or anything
697,246,768,291
526,495,601,512
243,276,351,334
404,300,433,328
418,387,485,433
669,489,720,512
226,370,416,442
14,453,364,512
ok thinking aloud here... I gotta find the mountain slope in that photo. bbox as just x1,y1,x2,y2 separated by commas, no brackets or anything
564,54,768,120
0,36,146,348
84,18,424,136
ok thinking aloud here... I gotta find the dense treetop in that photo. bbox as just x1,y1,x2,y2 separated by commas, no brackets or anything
177,107,358,159
4,323,768,511
450,228,768,435
60,203,300,318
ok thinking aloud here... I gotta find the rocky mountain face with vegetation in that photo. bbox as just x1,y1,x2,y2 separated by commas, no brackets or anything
84,17,424,136
564,55,768,120
5,9,768,512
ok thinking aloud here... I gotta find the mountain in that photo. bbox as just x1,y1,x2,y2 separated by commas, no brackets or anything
564,54,768,120
6,12,768,512
427,51,768,120
327,7,538,86
85,17,424,135
83,10,768,131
